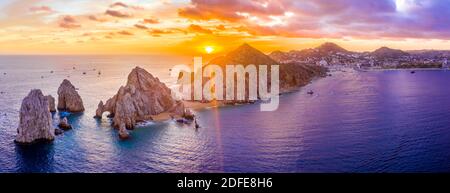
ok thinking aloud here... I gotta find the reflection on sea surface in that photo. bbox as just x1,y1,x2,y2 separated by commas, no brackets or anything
1,56,450,172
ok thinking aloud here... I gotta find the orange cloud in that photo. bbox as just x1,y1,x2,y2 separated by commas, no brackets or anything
216,25,226,31
59,15,81,29
88,15,108,22
143,18,159,24
117,30,133,36
188,24,213,34
148,28,175,37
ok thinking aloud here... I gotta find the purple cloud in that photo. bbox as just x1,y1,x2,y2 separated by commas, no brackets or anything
179,0,450,39
105,9,132,18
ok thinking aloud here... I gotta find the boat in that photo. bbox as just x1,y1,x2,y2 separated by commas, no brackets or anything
176,118,193,124
195,119,200,129
411,71,416,74
176,119,186,124
307,90,314,95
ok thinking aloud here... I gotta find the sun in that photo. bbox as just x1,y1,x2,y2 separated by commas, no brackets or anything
204,46,214,54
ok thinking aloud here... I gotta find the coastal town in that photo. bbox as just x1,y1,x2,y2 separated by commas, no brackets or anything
269,42,450,70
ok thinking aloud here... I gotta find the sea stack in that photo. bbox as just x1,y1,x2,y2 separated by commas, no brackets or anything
15,89,55,144
94,101,104,118
46,95,56,112
96,67,187,131
57,79,85,112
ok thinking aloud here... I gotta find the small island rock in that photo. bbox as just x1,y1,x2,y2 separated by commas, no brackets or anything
58,117,72,130
57,79,85,112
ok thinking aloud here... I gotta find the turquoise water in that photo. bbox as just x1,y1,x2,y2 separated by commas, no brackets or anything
1,56,450,172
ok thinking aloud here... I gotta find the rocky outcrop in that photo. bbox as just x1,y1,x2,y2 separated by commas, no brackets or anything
15,89,55,144
169,101,194,119
57,79,85,112
118,123,130,140
95,67,187,130
46,95,56,112
58,117,72,130
94,101,104,118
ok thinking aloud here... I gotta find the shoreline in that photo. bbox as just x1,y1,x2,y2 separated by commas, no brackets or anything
150,77,325,122
363,67,448,71
112,67,446,124
144,101,227,123
181,75,327,113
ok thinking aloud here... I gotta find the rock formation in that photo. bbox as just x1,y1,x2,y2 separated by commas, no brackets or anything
15,89,55,144
46,95,56,112
118,123,130,140
57,79,85,112
94,101,104,118
58,117,72,130
95,67,187,130
169,101,194,120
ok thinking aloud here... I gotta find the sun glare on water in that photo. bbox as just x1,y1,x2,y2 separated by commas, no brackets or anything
205,46,214,54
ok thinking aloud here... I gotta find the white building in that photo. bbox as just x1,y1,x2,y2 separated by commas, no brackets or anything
318,59,328,66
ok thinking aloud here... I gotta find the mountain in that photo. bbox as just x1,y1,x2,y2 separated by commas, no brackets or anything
316,42,349,54
408,50,450,58
371,47,409,58
209,43,279,66
206,43,327,97
268,50,290,62
268,42,350,63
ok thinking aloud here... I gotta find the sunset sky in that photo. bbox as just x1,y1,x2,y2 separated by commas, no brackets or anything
1,0,450,55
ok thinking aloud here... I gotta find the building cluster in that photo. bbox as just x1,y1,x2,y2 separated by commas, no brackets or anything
270,45,450,70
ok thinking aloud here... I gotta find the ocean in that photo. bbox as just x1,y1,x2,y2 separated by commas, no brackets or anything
1,55,450,172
